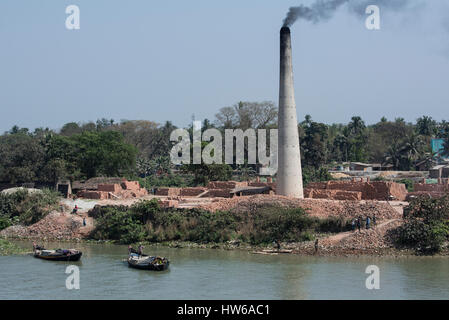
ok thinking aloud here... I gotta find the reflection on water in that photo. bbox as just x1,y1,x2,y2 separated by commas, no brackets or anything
0,241,448,300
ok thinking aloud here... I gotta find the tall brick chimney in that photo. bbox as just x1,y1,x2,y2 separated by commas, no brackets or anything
276,27,304,199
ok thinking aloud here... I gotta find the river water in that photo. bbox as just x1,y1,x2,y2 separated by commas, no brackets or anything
0,242,448,300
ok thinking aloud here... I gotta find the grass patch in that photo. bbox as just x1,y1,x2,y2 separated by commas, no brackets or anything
0,239,28,256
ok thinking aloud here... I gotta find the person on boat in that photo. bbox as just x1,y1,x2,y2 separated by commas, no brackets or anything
32,242,44,251
138,244,144,256
72,205,78,214
128,245,138,255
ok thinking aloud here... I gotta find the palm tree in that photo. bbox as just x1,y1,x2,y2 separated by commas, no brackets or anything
348,116,366,136
383,142,405,170
402,132,425,165
416,116,437,137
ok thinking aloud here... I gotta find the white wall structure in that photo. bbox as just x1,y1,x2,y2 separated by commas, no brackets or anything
277,27,304,198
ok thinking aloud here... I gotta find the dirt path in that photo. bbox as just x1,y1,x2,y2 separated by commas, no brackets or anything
321,219,400,245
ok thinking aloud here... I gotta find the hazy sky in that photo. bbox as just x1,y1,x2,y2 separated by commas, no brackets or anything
1,0,448,132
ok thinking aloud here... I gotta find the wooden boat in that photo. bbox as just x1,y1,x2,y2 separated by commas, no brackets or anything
34,249,82,261
252,249,293,255
127,254,169,271
262,249,292,254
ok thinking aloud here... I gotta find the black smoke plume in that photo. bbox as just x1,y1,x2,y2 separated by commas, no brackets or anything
282,0,411,27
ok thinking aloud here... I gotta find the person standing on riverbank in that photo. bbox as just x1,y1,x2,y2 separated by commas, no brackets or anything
351,219,356,232
373,214,377,227
357,218,361,232
366,216,371,230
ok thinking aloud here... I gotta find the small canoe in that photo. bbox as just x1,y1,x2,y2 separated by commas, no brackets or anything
34,249,82,261
252,251,279,255
127,254,169,271
262,249,292,254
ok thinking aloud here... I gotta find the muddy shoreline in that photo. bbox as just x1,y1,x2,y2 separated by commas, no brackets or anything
3,236,448,258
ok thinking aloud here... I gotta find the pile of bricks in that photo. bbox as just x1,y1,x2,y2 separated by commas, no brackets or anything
77,180,148,200
206,181,248,189
304,188,362,201
407,179,449,200
158,199,179,208
198,194,401,220
180,187,207,197
155,181,263,199
306,180,407,201
155,188,180,197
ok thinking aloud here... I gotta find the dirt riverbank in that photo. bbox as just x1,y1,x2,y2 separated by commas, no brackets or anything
0,195,427,257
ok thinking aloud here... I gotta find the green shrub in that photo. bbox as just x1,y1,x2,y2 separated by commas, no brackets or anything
397,178,414,192
0,189,60,226
395,196,449,253
302,167,334,187
90,208,145,244
89,201,351,245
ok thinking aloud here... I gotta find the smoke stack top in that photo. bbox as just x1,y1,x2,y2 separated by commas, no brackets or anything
280,26,291,34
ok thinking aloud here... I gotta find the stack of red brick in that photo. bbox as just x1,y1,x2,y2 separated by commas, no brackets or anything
77,180,148,200
305,180,407,201
407,179,449,200
155,181,252,199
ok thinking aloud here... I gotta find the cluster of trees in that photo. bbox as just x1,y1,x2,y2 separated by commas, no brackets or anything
1,101,448,186
297,115,449,170
0,125,138,184
213,103,449,174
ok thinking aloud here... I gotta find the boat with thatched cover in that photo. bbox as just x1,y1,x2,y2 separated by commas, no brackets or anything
34,249,82,261
127,254,169,271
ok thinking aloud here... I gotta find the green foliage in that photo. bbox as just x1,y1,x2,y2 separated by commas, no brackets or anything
69,131,138,179
0,127,137,184
138,173,194,189
302,166,334,187
397,179,414,192
0,133,46,183
0,239,28,256
90,201,350,245
395,196,449,253
182,163,232,186
90,208,146,244
0,189,60,227
0,216,12,230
